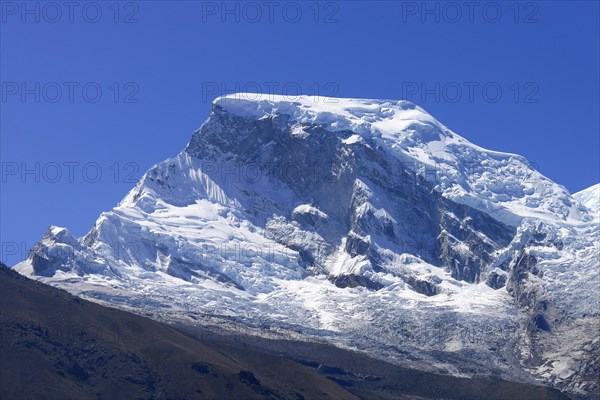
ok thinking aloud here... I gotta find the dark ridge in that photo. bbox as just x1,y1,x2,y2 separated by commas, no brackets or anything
1,264,572,400
0,264,357,400
179,319,574,400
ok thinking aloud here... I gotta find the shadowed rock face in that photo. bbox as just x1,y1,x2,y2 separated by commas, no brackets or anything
331,274,384,290
487,270,508,289
185,107,516,286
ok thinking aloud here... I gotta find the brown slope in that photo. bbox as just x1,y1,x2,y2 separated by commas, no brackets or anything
0,264,358,400
0,263,573,400
180,326,573,400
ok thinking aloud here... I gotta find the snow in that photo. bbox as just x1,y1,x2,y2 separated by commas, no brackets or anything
573,183,600,214
292,204,328,219
13,94,600,397
342,134,364,145
215,94,586,227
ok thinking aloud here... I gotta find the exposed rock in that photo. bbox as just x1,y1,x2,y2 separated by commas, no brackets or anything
331,274,384,290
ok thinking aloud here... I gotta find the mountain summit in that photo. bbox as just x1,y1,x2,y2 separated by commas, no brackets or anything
15,94,599,399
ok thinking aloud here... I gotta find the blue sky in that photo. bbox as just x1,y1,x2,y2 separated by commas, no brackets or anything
1,1,599,265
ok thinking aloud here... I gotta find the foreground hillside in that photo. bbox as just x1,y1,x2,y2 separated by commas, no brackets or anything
0,264,357,400
0,264,571,399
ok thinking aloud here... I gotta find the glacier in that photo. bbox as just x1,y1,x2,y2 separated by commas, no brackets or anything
14,94,600,398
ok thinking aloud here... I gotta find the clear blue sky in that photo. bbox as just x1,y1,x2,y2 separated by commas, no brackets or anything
1,1,599,265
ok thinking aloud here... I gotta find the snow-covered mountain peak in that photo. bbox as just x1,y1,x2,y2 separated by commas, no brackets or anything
213,93,512,157
14,95,600,398
213,93,438,137
211,93,584,226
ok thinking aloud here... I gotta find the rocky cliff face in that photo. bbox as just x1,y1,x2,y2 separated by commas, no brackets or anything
181,105,517,288
14,94,599,399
